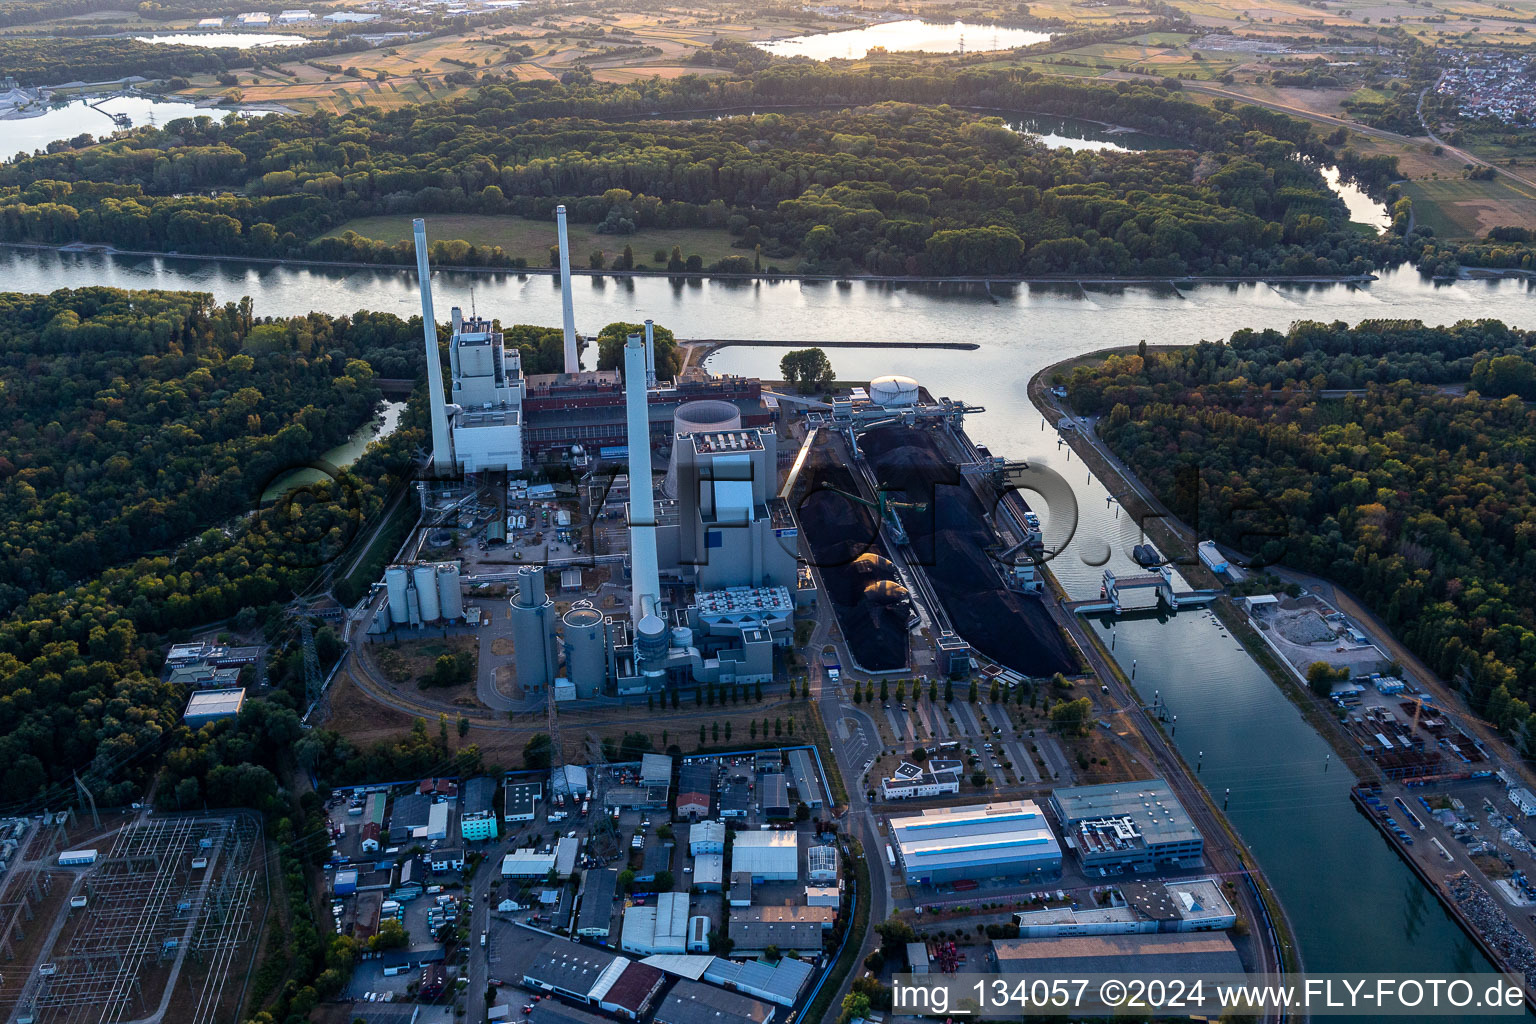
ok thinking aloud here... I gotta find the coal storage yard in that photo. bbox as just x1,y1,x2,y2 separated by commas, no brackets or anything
794,441,910,672
861,425,1079,677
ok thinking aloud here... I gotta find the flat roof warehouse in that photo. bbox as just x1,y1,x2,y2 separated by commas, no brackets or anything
889,801,1061,884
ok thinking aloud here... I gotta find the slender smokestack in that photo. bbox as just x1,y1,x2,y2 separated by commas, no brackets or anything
556,205,578,374
644,319,656,389
413,219,452,475
624,332,660,622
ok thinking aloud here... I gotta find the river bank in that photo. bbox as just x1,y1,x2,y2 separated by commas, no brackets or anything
17,242,1387,287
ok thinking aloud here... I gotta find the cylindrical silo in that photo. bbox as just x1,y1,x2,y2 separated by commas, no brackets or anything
437,563,462,621
662,399,743,498
562,604,607,699
670,626,694,649
385,566,410,627
510,567,557,690
413,563,440,622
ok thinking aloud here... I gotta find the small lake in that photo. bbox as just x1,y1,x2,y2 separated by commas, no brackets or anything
757,19,1050,60
1320,164,1393,233
134,32,307,48
2,98,260,162
261,400,406,501
1009,114,1183,153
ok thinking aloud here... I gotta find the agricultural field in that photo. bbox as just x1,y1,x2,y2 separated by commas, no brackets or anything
322,214,767,269
1401,176,1536,237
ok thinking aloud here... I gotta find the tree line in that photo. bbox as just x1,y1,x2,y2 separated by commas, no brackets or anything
4,63,1504,277
1065,317,1536,751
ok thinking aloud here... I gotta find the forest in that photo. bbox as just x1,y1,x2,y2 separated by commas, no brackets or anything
0,65,1461,278
1064,318,1536,749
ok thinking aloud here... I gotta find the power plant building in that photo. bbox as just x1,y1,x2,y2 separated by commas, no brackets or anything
1049,779,1204,873
510,567,559,692
890,801,1062,886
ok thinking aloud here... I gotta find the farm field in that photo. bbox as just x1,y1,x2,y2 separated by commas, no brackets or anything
1401,176,1536,237
322,214,766,268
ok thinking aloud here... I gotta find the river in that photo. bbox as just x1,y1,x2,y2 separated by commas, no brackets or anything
4,98,258,161
756,19,1051,60
4,242,1529,986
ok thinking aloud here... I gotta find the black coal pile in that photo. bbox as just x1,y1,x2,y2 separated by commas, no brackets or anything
794,445,909,672
862,425,1079,677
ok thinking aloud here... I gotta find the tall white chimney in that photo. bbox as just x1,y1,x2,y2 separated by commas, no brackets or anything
556,205,578,374
624,332,661,622
413,218,452,475
643,319,657,389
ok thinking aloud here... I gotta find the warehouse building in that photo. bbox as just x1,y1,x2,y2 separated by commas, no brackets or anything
759,774,791,818
889,801,1061,886
505,780,542,823
522,939,664,1018
655,979,776,1024
1049,780,1204,873
461,776,499,842
992,931,1242,975
695,852,724,890
731,831,798,882
786,749,823,810
705,956,814,1007
678,763,714,819
642,753,674,806
731,905,834,930
183,687,245,727
806,845,839,883
689,820,726,856
502,851,557,878
622,891,691,954
577,868,619,939
1014,878,1235,936
727,919,824,958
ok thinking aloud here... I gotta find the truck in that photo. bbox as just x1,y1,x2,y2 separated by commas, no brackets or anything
885,845,896,869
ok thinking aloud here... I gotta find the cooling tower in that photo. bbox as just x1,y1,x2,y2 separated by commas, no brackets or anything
661,399,743,498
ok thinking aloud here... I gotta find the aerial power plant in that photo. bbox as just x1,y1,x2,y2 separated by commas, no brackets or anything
368,212,1074,703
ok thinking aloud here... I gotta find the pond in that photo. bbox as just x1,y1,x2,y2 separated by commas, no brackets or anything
134,32,308,48
260,400,406,501
756,19,1051,60
1008,114,1183,153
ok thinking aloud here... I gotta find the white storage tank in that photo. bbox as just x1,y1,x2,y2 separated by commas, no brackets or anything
869,374,920,408
413,563,441,623
385,565,411,627
561,604,607,698
670,626,694,649
437,563,463,621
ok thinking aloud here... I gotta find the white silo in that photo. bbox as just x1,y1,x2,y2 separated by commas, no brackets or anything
413,563,441,622
661,399,742,498
385,566,411,627
436,563,463,621
561,603,607,698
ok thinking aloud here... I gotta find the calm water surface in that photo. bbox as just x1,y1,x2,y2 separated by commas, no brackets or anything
757,19,1051,60
134,31,307,47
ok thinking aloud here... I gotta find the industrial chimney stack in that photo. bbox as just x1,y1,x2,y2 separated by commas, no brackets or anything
556,205,579,374
412,219,452,474
644,319,657,389
624,332,661,623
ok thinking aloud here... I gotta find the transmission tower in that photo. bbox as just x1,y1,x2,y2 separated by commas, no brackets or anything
73,774,99,831
584,734,620,862
298,613,322,707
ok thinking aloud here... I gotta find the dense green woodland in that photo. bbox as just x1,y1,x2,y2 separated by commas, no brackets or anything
0,287,586,818
1066,319,1536,748
4,66,1496,277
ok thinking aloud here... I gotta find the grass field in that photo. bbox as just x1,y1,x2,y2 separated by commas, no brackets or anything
1401,176,1536,238
322,213,769,268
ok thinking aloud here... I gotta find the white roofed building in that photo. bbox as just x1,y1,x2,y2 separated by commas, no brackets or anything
731,831,797,882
